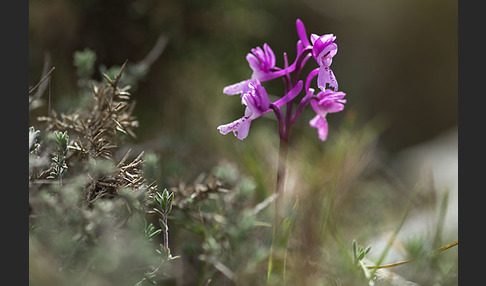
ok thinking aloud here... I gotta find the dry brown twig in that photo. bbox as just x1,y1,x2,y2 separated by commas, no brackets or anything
38,61,138,160
84,149,155,207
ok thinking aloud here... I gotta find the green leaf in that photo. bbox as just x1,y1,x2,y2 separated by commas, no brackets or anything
358,251,365,261
352,240,358,258
364,246,371,255
153,208,164,218
149,229,162,239
154,192,163,206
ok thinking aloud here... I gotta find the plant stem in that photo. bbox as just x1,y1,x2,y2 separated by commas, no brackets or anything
162,214,170,258
275,136,288,221
267,134,290,285
366,240,458,270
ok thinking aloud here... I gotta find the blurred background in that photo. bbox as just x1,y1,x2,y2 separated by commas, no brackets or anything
29,0,457,172
29,0,457,284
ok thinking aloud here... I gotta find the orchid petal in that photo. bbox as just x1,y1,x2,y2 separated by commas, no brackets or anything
223,80,250,96
242,92,264,119
317,66,338,91
320,101,345,113
310,97,329,118
312,35,337,67
315,91,346,113
263,43,276,68
316,43,338,66
311,89,347,119
309,115,329,141
251,46,264,61
255,82,270,110
246,43,277,81
312,34,335,48
296,19,310,48
318,92,346,113
217,116,252,140
246,54,261,73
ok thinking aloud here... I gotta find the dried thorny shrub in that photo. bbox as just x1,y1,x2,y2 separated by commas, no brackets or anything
38,61,138,160
33,64,147,206
29,53,251,285
169,173,227,210
83,150,151,207
29,59,167,285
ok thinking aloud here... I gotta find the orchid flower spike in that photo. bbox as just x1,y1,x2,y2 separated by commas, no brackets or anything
308,88,346,141
218,80,303,140
219,19,346,143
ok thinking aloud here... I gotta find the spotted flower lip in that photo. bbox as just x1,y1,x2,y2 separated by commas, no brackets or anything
317,65,338,92
308,88,346,141
218,80,303,140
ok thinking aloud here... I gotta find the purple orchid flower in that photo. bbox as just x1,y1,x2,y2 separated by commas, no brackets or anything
311,34,338,91
308,88,346,141
247,43,276,81
218,80,303,140
221,43,280,97
223,42,301,97
296,19,339,92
